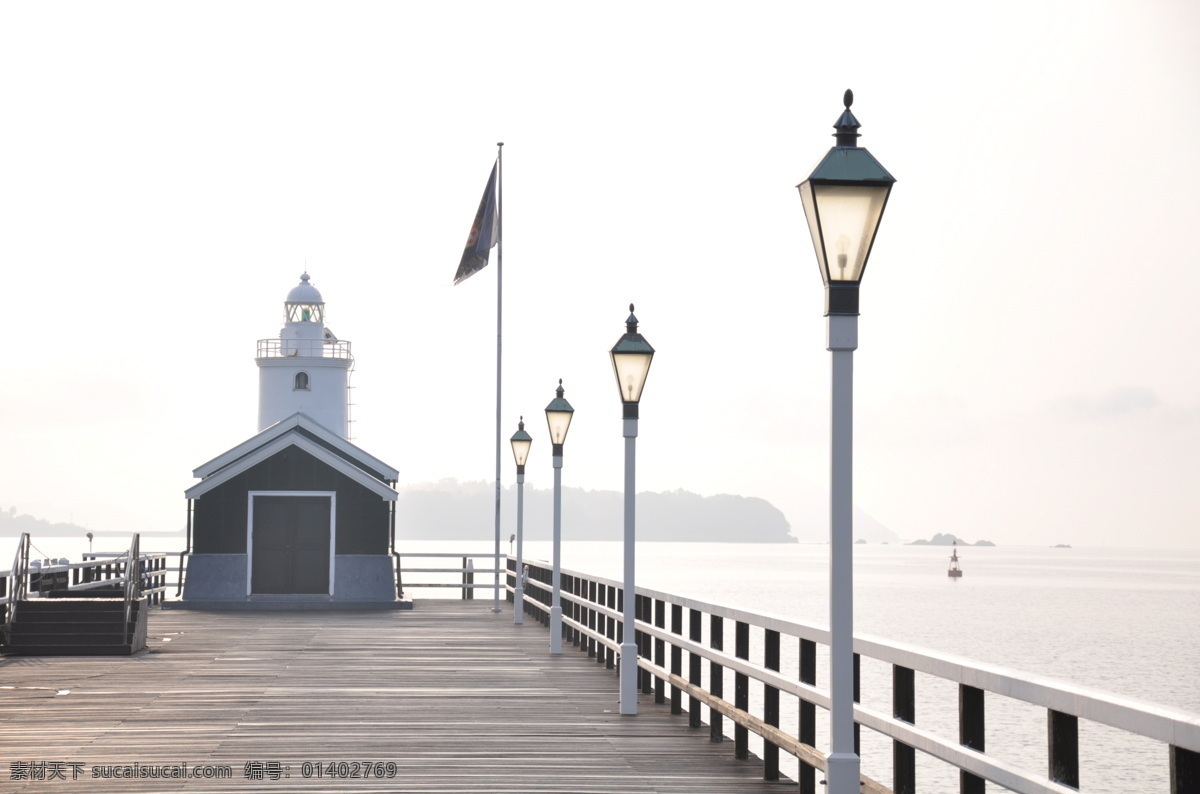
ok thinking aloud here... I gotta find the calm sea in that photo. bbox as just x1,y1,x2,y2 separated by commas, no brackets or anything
6,536,1198,791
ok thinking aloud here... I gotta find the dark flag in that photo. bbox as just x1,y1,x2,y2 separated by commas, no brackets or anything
453,163,499,285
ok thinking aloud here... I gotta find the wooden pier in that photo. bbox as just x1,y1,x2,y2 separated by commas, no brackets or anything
0,601,792,792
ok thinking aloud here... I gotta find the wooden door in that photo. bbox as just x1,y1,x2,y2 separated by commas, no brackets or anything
251,495,331,594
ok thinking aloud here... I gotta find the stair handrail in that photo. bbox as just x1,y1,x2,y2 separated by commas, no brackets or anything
4,533,31,637
122,533,140,640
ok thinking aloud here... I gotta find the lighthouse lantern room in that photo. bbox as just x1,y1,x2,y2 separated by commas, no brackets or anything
256,273,353,439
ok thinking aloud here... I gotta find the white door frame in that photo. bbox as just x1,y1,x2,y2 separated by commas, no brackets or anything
246,490,337,596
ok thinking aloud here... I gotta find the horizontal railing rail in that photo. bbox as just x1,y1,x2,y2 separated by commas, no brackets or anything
395,552,503,600
510,557,1200,794
1,548,174,614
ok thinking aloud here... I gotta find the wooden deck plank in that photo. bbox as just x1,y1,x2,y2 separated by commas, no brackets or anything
1,601,795,792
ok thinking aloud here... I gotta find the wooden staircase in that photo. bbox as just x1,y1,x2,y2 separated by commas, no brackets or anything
3,595,148,656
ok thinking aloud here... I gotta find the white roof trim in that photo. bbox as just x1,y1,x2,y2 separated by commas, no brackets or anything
185,433,398,501
192,412,398,481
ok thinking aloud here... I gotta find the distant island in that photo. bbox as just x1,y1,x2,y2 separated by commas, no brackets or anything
398,479,794,543
3,484,795,547
908,532,995,547
1053,544,1072,549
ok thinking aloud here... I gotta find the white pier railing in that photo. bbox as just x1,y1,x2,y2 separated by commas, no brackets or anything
395,552,501,600
511,557,1200,794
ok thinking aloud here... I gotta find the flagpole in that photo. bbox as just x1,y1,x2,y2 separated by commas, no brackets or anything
492,141,504,614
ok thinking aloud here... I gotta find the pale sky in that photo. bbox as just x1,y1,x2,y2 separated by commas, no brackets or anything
2,1,1198,549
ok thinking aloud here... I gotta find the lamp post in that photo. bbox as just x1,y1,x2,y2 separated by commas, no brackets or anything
610,304,655,716
510,417,532,625
544,380,574,654
797,89,895,794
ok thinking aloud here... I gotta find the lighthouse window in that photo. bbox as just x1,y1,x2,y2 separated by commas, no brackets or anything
287,303,323,323
294,372,310,391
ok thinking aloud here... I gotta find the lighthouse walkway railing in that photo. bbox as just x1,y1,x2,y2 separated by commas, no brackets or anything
256,338,352,359
507,556,1200,794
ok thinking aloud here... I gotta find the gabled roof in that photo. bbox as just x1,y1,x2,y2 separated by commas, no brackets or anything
185,413,398,502
192,413,399,481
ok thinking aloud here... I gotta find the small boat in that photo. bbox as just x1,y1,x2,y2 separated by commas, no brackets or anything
948,541,963,578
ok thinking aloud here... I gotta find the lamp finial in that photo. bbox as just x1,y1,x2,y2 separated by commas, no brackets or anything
834,89,861,147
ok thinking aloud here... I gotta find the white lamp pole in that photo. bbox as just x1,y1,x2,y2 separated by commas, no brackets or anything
610,304,655,716
797,89,895,794
510,417,532,625
544,380,574,655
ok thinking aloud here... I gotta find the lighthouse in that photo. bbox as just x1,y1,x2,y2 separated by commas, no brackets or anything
180,273,403,608
256,273,352,438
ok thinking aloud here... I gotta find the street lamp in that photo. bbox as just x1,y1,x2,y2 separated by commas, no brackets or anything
610,304,655,716
510,417,532,625
544,379,574,654
797,89,895,794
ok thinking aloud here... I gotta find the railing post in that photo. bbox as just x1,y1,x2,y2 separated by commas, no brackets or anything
462,557,474,600
607,585,617,670
734,620,749,760
654,599,666,704
588,580,598,657
560,574,570,642
959,684,986,794
600,584,610,666
688,608,703,729
529,564,539,620
535,565,547,625
639,595,654,694
799,637,817,794
670,603,683,715
530,565,539,620
709,614,724,743
572,576,583,648
763,628,780,780
1172,745,1200,794
564,575,573,643
1048,710,1079,788
616,587,625,659
893,664,916,794
853,652,861,756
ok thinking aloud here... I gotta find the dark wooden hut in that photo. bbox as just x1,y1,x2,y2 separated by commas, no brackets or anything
180,413,401,608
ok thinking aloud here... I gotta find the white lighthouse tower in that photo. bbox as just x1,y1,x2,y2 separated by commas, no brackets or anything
255,273,353,437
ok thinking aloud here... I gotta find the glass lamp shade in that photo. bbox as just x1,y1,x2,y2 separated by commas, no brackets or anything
610,304,655,404
798,181,891,283
510,420,533,467
544,381,575,446
610,350,653,403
